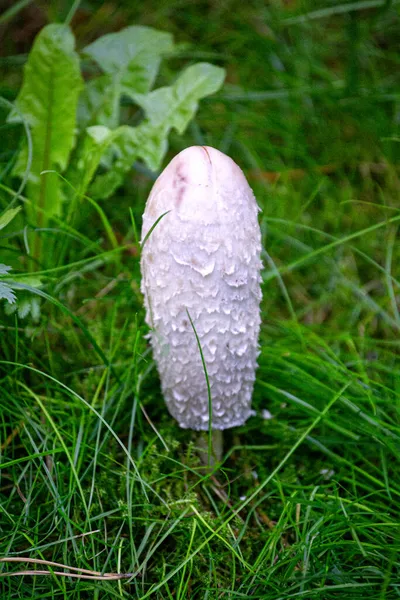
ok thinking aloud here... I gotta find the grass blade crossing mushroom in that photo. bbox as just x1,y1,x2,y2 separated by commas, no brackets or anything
141,146,262,430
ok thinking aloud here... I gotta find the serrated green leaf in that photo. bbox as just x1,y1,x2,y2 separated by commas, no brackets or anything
89,62,225,195
89,170,125,200
30,297,41,322
88,124,140,199
4,299,17,315
132,62,225,170
66,125,116,196
121,122,166,174
17,298,31,318
0,281,16,304
0,264,12,275
81,26,174,129
90,125,145,200
0,206,21,230
133,63,225,134
10,24,83,224
77,76,119,129
83,26,174,96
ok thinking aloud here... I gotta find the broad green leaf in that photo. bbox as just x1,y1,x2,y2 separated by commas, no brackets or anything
121,122,166,175
0,206,21,230
81,26,174,129
88,125,140,199
10,24,83,225
83,26,174,96
66,125,116,196
67,124,139,203
92,122,167,183
77,75,119,129
89,62,225,196
133,63,225,133
131,62,225,170
89,170,125,200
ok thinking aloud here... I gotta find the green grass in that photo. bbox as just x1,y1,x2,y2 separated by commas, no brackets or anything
1,1,400,598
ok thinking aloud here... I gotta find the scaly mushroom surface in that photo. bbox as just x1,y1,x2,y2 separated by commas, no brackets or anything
141,146,262,430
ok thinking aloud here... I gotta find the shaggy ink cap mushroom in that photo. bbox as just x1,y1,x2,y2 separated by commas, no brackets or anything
141,146,262,431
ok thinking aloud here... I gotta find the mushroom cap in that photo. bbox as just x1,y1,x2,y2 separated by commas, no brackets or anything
141,146,262,430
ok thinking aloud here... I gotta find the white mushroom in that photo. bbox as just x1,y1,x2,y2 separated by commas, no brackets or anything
140,146,262,431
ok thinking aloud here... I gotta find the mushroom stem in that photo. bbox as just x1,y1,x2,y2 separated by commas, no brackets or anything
196,429,223,469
